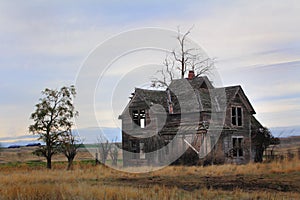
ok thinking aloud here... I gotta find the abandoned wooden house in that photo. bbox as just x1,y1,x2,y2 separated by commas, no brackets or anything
119,71,264,166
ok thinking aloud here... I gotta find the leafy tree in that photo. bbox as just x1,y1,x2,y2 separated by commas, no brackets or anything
252,127,280,162
29,86,78,169
152,27,214,87
60,130,81,170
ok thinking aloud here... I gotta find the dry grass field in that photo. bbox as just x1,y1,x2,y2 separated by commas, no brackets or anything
0,146,95,164
0,157,299,199
0,144,300,200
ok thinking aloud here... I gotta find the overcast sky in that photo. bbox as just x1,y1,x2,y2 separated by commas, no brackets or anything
0,0,300,139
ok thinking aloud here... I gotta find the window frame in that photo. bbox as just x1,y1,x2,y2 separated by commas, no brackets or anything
232,136,244,158
231,106,243,127
130,139,140,159
131,109,147,128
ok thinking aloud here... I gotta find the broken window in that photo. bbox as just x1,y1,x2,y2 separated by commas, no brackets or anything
231,107,242,126
232,136,243,157
132,109,146,128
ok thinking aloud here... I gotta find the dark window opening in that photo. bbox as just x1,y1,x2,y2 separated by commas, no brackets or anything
232,107,236,126
232,107,242,126
130,140,139,159
132,109,146,128
232,137,243,157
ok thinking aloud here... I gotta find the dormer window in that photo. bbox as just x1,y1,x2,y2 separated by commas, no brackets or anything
232,106,242,126
132,109,146,128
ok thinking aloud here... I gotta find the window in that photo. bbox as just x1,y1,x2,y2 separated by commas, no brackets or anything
132,109,146,128
130,140,139,159
140,142,145,159
231,107,242,126
232,136,243,157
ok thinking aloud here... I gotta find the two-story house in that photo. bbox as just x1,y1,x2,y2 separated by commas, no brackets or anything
119,71,263,166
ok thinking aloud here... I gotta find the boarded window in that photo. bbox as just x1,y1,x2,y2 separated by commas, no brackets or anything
231,107,242,126
232,137,243,157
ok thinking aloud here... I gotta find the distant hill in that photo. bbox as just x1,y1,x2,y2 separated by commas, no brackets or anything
0,127,121,147
75,127,121,144
269,126,300,137
0,135,40,147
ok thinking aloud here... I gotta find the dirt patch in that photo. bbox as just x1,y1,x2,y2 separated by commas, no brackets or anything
104,172,300,193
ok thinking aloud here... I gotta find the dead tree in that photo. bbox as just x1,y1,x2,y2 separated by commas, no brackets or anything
109,139,119,166
97,135,112,165
152,27,214,87
60,130,82,170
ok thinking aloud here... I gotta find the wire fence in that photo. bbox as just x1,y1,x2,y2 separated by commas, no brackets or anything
264,147,300,162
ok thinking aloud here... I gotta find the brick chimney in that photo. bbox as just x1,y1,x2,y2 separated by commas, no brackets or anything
188,70,195,80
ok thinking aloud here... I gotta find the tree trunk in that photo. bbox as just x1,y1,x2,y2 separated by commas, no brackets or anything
47,156,52,169
254,148,263,163
46,134,52,169
181,61,184,79
67,157,73,170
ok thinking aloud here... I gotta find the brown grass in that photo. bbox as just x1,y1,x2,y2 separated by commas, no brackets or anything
0,146,95,164
0,158,299,200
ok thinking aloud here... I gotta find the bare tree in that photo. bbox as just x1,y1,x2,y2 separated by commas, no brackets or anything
97,135,112,165
109,138,119,166
152,27,214,87
60,130,82,170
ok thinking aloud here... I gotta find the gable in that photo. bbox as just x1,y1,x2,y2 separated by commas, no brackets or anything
187,76,214,90
119,88,168,118
226,86,256,114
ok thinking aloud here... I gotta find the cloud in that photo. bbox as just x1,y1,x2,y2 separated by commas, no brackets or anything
182,1,300,60
0,0,300,138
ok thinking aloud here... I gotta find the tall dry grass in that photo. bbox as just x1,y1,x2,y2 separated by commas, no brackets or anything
151,157,300,177
0,158,299,200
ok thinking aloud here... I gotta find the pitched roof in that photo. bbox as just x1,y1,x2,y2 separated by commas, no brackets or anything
223,85,256,114
168,78,211,113
186,76,214,90
126,88,168,114
120,76,256,116
251,116,263,129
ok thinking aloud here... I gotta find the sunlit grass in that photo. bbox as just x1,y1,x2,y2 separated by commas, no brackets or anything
0,158,299,200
